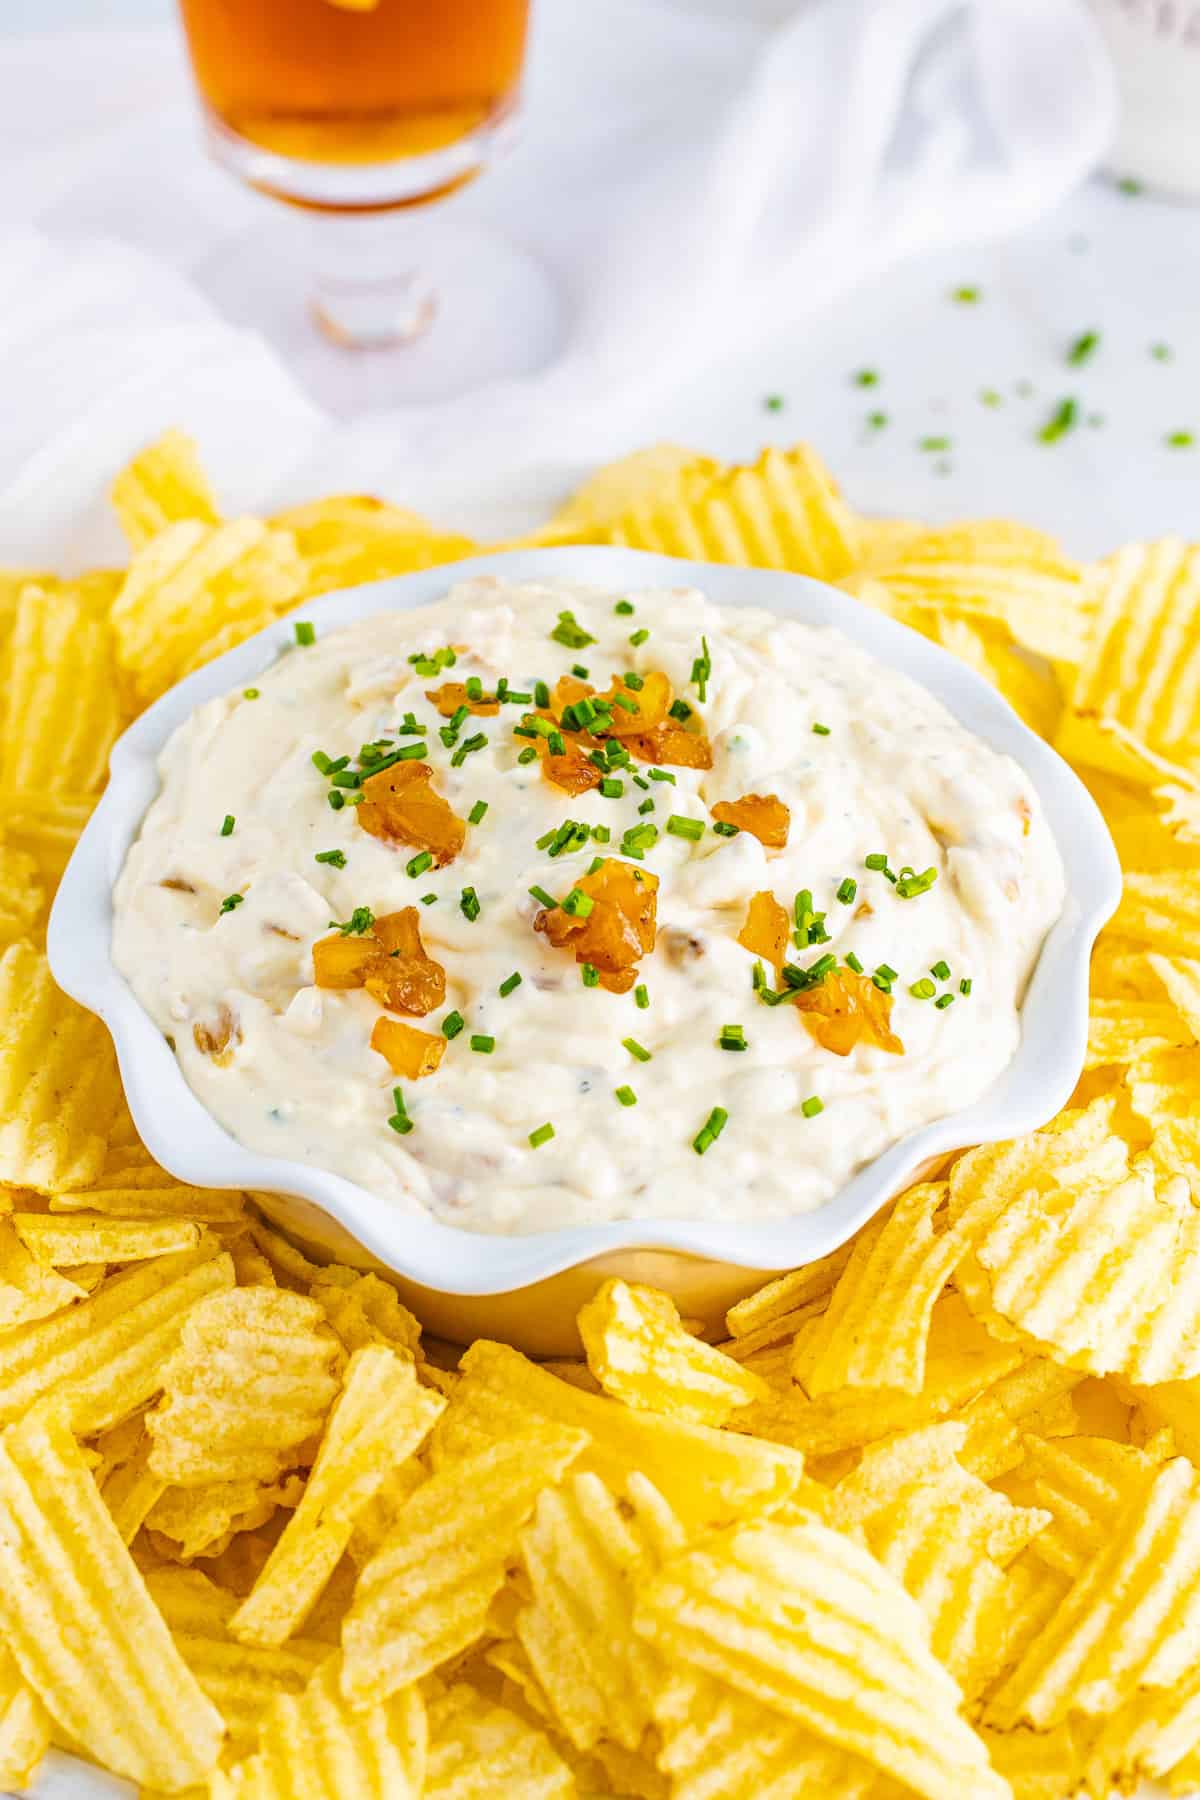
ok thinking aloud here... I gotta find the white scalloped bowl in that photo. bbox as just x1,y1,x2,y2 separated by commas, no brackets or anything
49,547,1120,1354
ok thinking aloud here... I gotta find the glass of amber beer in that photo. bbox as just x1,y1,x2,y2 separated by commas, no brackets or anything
177,0,533,352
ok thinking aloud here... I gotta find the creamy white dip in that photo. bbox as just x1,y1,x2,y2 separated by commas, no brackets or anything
112,577,1065,1234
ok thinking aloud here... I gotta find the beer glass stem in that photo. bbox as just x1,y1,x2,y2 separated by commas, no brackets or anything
305,215,438,350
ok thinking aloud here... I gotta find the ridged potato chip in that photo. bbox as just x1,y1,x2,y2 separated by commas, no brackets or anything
434,1340,805,1525
0,1216,86,1330
230,1345,444,1648
0,1237,233,1432
0,583,123,795
311,1270,424,1358
1086,995,1193,1067
0,789,96,889
721,1243,853,1359
539,443,714,540
987,1454,1200,1727
269,494,475,595
1019,1432,1168,1579
514,1471,683,1751
212,1656,425,1800
147,1473,304,1563
977,1723,1088,1800
1109,870,1200,957
111,429,221,548
110,518,306,703
100,1422,167,1545
1057,538,1200,780
0,1402,223,1791
1147,950,1200,1037
0,942,125,1192
634,1518,1008,1800
424,1681,575,1799
1084,1658,1200,1794
0,839,42,948
609,445,860,580
147,1286,343,1487
12,1210,200,1266
0,1643,49,1792
341,1424,587,1707
578,1279,766,1425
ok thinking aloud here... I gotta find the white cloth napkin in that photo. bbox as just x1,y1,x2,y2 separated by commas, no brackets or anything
0,0,1115,568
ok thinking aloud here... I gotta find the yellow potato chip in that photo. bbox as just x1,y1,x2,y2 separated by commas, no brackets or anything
653,1666,880,1800
0,839,43,949
12,1210,200,1266
148,1474,304,1563
0,789,96,890
977,1723,1088,1800
577,1279,767,1425
212,1656,425,1800
311,1270,424,1359
852,519,1090,663
51,1163,246,1220
1086,995,1193,1068
514,1471,683,1751
345,1457,429,1570
100,1422,167,1545
0,1216,86,1330
542,444,714,540
340,1423,587,1708
721,1243,853,1357
0,583,123,795
146,1566,328,1752
147,1286,343,1487
269,494,475,596
0,1402,223,1790
1108,870,1200,958
0,942,124,1192
915,612,1065,741
610,445,860,580
1129,1374,1200,1466
987,1455,1200,1728
0,1238,233,1433
1127,1046,1200,1184
791,1182,1001,1397
433,1340,805,1527
634,1518,1007,1799
734,1293,1024,1460
0,1643,49,1793
1019,1433,1167,1580
110,429,221,549
249,1217,356,1288
954,1357,1085,1480
1056,539,1200,780
424,1681,575,1800
1147,951,1200,1038
230,1345,444,1648
1084,1661,1200,1795
110,518,307,704
945,1097,1128,1229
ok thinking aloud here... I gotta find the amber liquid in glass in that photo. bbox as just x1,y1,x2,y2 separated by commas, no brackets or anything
179,0,530,171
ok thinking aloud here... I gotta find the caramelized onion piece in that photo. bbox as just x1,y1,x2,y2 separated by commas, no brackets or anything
370,1016,446,1079
534,858,659,994
712,793,790,849
312,907,446,1018
737,891,790,972
793,969,904,1058
356,761,466,866
551,674,595,714
425,681,499,718
537,733,604,797
625,720,713,770
596,670,674,738
192,1006,241,1064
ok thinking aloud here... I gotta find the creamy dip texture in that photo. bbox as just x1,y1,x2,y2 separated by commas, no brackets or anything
112,577,1066,1234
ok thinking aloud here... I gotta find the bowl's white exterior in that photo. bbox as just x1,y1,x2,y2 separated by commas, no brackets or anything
48,548,1121,1354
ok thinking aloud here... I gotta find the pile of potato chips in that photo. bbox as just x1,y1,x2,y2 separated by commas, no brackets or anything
2,431,1200,1799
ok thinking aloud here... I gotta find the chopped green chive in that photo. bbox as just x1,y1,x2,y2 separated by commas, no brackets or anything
615,599,635,616
648,768,675,784
220,814,235,837
909,978,937,1000
1117,175,1142,195
634,983,649,1009
835,877,857,904
633,774,650,791
666,815,704,842
930,960,951,981
864,852,896,882
875,962,898,982
293,620,315,646
534,680,551,709
896,866,938,899
421,893,437,906
328,791,345,811
623,1038,652,1063
470,1034,495,1054
581,963,600,988
586,856,604,874
529,884,557,909
854,368,879,387
918,435,952,453
800,1095,824,1119
718,1024,747,1052
442,1011,465,1039
550,610,595,650
950,285,980,303
960,977,972,996
315,849,346,868
406,850,433,879
460,887,481,922
1166,431,1195,449
811,722,831,736
615,1085,637,1106
1151,342,1173,362
330,906,374,936
764,393,785,412
219,893,243,914
979,389,1003,409
571,663,589,679
465,676,483,702
561,887,595,919
599,777,624,799
844,951,864,974
518,746,538,765
669,699,693,725
1038,397,1078,444
1066,330,1099,367
529,1122,555,1148
693,1106,728,1154
621,822,659,859
712,820,739,837
638,798,655,816
468,800,488,825
691,636,711,701
935,993,956,1010
629,628,650,647
243,687,260,699
387,1088,413,1135
866,409,889,430
499,971,522,998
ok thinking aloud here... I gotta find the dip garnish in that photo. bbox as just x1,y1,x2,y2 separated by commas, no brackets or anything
460,887,481,921
624,1038,652,1062
737,892,790,973
718,1025,747,1052
935,993,956,1010
356,761,466,866
615,1085,637,1106
293,620,316,646
499,971,522,997
470,1034,495,1053
666,815,704,842
615,599,635,615
836,877,857,903
792,966,904,1057
534,858,659,995
1067,330,1099,367
193,1006,240,1061
712,820,739,838
407,645,457,676
1038,397,1078,444
370,1016,445,1079
468,801,488,825
711,794,790,848
629,628,650,647
426,682,499,718
315,849,346,868
220,815,235,836
812,722,831,735
386,1088,413,1134
528,1122,555,1147
693,1106,727,1154
896,866,939,900
441,1011,465,1039
634,983,649,1008
329,907,375,936
315,908,445,1017
801,1095,824,1118
960,978,972,995
550,610,595,650
691,636,711,701
219,893,243,914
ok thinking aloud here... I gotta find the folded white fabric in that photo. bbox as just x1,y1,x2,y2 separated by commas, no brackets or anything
0,0,1115,566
